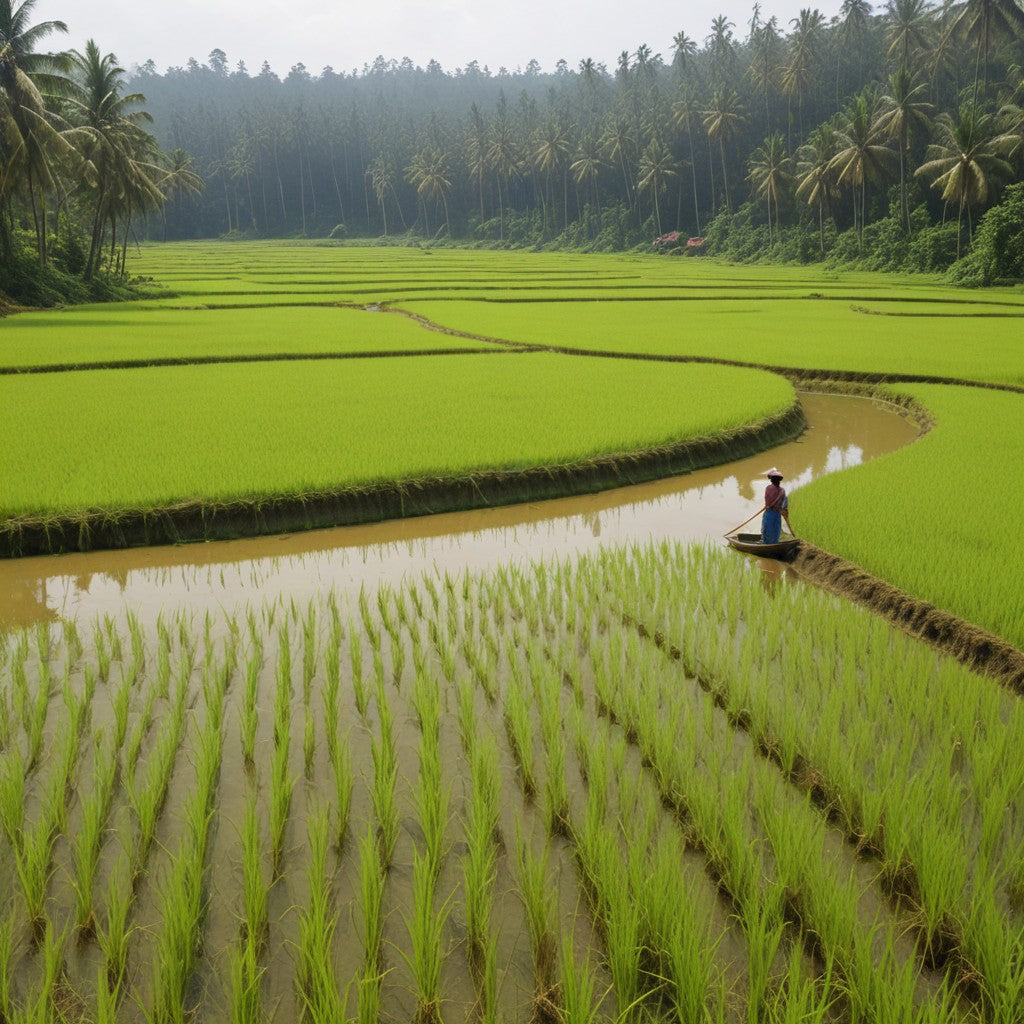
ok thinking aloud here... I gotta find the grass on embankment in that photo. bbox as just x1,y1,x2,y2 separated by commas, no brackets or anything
0,353,796,549
796,384,1024,651
399,296,1024,387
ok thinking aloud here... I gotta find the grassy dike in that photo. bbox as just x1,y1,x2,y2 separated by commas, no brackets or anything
0,354,800,556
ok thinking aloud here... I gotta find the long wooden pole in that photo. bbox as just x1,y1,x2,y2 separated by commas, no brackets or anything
724,506,766,537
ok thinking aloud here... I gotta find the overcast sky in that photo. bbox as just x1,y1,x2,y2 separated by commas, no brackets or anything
32,0,847,77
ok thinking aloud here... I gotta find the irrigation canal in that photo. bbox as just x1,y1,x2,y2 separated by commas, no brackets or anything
0,392,920,630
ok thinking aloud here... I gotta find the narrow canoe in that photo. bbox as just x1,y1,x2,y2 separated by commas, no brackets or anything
725,532,801,559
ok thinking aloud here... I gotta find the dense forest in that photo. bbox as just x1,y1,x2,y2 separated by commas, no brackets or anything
4,0,1024,292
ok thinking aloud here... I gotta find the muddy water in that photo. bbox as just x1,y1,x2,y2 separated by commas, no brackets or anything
0,392,919,631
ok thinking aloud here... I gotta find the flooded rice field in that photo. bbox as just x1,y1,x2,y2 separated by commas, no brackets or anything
0,392,919,632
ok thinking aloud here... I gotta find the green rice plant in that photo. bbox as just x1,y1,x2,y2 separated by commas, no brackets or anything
124,688,156,791
542,721,569,838
560,931,601,1024
0,908,14,1022
111,666,132,753
370,731,399,870
0,747,25,846
296,804,348,1024
514,826,556,993
456,676,477,759
462,750,498,970
94,626,110,683
358,588,380,652
127,609,146,672
269,733,295,878
401,847,451,1024
356,969,383,1024
503,678,536,797
129,711,182,874
328,729,353,851
229,935,267,1024
241,796,268,952
72,738,117,937
149,835,205,1024
389,631,405,688
412,667,440,738
98,854,132,991
62,619,83,664
273,624,293,750
349,623,369,719
104,616,123,663
15,917,64,1023
302,603,318,704
304,709,316,778
14,813,56,935
415,727,449,881
25,663,51,772
241,653,260,767
358,824,385,972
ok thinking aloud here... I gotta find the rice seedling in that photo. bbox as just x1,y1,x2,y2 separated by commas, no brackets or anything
328,729,353,851
358,824,386,972
503,678,536,798
14,812,57,936
149,834,206,1024
240,795,268,952
415,725,449,882
98,854,132,992
269,732,296,878
349,623,369,719
514,826,556,995
94,626,111,683
358,588,381,652
402,847,451,1024
241,652,260,767
462,743,498,970
0,909,14,1022
370,734,399,870
560,931,602,1024
72,737,117,937
296,804,349,1024
229,934,267,1024
304,709,316,778
0,747,25,846
302,603,318,704
356,969,384,1024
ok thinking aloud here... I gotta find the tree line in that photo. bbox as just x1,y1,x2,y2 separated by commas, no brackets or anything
1,0,201,303
131,0,1024,277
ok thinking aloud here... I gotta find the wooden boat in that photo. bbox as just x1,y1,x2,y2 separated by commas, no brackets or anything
725,532,800,559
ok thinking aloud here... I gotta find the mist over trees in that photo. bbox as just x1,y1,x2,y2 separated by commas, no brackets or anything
132,1,1024,278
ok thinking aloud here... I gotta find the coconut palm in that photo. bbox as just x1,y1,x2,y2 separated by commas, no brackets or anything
486,97,520,240
829,91,897,245
570,136,604,232
533,116,571,232
672,88,705,231
65,40,163,277
636,136,676,235
703,88,747,211
748,17,781,130
885,0,933,70
796,122,841,253
671,31,697,81
943,0,1024,109
781,8,826,144
878,67,934,231
915,106,1013,254
748,132,792,245
405,145,452,237
836,0,873,100
707,15,737,86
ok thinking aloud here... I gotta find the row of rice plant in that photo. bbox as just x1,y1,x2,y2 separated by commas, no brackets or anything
0,540,1021,1021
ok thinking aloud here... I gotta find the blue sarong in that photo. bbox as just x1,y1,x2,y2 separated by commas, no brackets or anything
761,508,782,544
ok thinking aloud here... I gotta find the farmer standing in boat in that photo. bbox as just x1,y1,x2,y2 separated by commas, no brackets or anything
761,468,789,544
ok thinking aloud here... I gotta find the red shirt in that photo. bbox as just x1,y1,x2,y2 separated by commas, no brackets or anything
765,482,786,510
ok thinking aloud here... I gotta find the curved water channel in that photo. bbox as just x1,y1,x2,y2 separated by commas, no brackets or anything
0,391,920,631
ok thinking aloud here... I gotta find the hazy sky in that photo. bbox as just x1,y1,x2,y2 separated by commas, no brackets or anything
32,0,846,77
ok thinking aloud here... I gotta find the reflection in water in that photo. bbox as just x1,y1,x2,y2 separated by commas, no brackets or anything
0,393,920,630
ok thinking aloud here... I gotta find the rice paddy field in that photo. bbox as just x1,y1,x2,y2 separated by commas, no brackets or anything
1,241,1023,1024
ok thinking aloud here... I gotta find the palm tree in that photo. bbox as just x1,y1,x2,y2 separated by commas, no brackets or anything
65,40,162,277
796,122,840,253
942,0,1024,109
533,116,571,232
600,117,635,210
748,132,792,245
0,0,69,263
878,67,934,231
158,147,203,241
915,106,1013,255
486,96,520,241
672,88,704,231
707,16,737,86
836,0,873,101
671,31,697,81
781,9,826,144
829,91,897,246
368,153,396,234
748,17,781,130
570,136,604,233
405,145,452,237
703,89,747,212
636,136,676,235
885,0,932,70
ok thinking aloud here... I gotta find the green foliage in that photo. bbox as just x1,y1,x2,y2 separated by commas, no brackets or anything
950,183,1024,285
